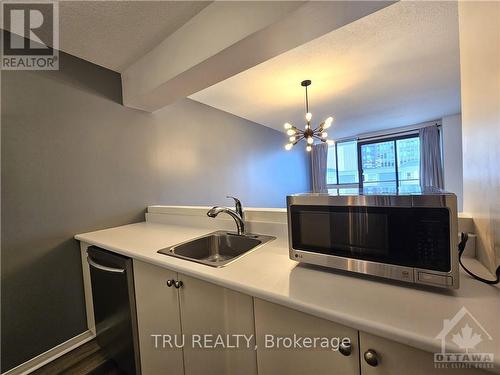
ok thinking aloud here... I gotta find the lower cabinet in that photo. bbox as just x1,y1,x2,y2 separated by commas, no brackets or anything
359,332,490,375
133,260,256,375
134,261,492,375
254,298,360,375
178,274,257,375
134,260,184,375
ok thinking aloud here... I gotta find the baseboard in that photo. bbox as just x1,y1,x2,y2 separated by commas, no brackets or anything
2,330,95,375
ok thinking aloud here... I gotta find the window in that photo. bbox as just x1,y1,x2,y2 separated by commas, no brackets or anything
326,135,421,188
396,137,420,185
326,144,337,185
360,140,396,187
337,141,359,184
327,140,359,186
359,135,420,188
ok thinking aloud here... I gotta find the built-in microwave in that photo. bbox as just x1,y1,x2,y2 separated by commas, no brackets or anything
287,188,459,289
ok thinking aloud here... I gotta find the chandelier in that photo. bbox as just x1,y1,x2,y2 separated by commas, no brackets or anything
284,80,334,152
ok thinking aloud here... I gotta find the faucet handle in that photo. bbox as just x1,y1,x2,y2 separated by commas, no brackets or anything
226,196,244,219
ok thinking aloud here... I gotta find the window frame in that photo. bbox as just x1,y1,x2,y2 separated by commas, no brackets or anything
326,132,421,189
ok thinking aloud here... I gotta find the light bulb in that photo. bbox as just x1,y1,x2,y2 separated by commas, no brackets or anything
326,139,335,145
285,143,293,151
289,136,296,142
306,145,312,152
286,129,296,136
305,112,312,122
284,122,292,130
323,116,333,129
321,132,328,138
307,137,314,145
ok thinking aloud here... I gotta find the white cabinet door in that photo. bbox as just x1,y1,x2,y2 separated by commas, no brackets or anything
178,274,257,375
133,260,184,375
254,298,360,375
359,332,491,375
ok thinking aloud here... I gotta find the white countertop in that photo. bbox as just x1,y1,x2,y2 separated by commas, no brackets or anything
76,210,500,373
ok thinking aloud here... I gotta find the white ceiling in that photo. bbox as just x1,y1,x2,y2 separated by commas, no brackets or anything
190,2,461,139
58,1,211,72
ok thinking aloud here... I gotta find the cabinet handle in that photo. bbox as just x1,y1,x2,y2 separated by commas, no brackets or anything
364,349,379,367
87,256,125,273
174,280,183,289
339,341,352,356
166,279,174,287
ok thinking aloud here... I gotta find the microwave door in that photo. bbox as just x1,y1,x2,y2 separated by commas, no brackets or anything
290,205,450,272
291,206,390,261
346,210,388,258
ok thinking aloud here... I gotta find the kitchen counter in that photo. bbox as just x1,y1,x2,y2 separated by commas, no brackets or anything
76,206,500,373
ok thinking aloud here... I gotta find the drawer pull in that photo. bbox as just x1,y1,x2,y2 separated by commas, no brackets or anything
174,280,184,289
339,341,352,356
364,349,379,367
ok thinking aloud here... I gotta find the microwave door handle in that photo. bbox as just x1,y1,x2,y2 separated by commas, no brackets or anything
87,256,125,274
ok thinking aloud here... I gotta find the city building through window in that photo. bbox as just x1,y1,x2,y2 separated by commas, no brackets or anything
327,135,421,188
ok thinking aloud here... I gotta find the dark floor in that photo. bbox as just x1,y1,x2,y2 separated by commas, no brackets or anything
32,339,123,375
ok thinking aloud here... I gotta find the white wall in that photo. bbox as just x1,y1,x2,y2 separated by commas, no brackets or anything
441,113,463,211
458,1,500,274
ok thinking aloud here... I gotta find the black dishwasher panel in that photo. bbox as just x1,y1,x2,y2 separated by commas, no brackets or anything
87,246,141,374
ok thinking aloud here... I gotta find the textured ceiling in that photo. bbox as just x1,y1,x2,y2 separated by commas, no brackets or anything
190,2,461,139
58,1,211,72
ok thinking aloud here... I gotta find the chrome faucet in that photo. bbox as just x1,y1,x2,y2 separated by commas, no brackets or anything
207,196,245,235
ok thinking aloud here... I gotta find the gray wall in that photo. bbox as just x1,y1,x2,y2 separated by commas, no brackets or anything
154,99,310,208
1,52,309,371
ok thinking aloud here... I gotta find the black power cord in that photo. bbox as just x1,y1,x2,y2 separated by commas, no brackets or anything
458,232,500,285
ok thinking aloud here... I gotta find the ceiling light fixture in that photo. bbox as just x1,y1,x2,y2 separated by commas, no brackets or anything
284,80,334,152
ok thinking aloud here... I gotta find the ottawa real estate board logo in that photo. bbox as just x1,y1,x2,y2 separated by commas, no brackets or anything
434,306,494,370
1,1,59,70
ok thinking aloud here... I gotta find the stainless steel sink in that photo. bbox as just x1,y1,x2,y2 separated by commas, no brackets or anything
158,231,275,267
